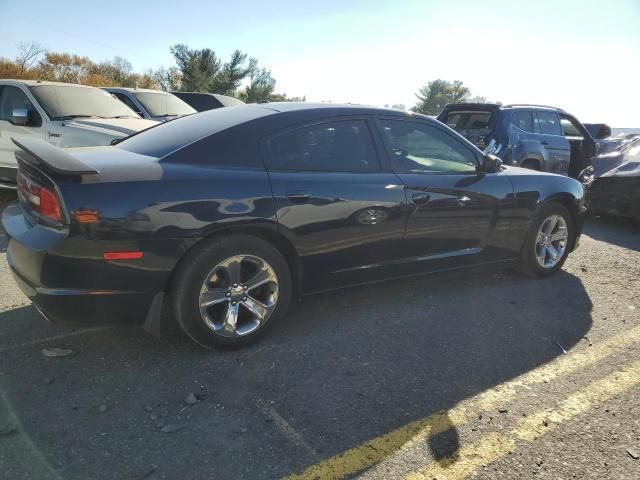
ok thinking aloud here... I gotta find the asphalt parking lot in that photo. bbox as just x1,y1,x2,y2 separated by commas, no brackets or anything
0,195,639,480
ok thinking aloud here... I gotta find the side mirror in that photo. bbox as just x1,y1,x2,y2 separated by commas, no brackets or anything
594,124,611,140
483,154,503,173
12,107,29,126
584,123,611,140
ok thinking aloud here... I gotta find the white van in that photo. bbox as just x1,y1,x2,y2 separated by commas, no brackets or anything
0,80,158,188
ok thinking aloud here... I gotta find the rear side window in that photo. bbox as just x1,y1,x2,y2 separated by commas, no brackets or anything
443,110,493,130
267,119,379,172
535,112,562,136
165,124,263,168
116,105,273,158
510,111,534,132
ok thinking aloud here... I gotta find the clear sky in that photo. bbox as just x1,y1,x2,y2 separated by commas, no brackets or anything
1,0,639,126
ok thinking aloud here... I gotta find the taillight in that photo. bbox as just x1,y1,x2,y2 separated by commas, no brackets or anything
17,171,63,224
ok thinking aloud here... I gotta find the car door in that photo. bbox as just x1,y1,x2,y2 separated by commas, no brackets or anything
376,117,515,274
0,85,46,185
262,116,407,292
533,111,571,175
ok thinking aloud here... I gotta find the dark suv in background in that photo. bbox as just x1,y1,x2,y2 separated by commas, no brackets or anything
437,104,609,177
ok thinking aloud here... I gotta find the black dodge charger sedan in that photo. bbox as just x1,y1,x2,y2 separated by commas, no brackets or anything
2,103,585,348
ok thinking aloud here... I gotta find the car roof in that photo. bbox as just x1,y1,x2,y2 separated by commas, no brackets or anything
443,102,565,113
254,102,424,116
0,79,99,88
116,103,431,158
103,87,172,94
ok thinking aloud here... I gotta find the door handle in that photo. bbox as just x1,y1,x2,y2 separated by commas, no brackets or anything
286,192,310,203
541,141,549,146
412,193,431,205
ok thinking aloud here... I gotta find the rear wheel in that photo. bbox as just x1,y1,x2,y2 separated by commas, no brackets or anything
172,234,291,349
521,159,541,171
517,202,573,278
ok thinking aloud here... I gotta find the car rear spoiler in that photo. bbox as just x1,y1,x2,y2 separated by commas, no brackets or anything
12,137,99,176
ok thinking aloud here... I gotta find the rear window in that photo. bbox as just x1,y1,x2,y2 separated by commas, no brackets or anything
443,110,493,130
115,105,273,158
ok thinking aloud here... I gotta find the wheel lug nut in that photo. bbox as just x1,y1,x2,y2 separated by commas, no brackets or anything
226,292,231,297
242,296,247,301
243,285,248,290
233,283,238,287
231,301,237,305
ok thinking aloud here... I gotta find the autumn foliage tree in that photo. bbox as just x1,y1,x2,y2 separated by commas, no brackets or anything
0,41,303,100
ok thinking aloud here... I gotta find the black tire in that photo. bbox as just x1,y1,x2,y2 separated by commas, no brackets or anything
171,234,292,349
517,202,574,278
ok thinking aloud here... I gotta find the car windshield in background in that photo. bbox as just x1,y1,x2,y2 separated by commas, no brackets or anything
132,92,196,117
444,110,493,130
30,85,138,120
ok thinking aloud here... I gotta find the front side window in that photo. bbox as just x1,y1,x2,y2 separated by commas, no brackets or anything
0,86,41,126
560,117,582,137
268,120,379,172
535,111,562,136
511,111,534,133
380,120,477,174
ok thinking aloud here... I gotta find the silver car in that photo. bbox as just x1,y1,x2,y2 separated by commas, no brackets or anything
104,87,196,122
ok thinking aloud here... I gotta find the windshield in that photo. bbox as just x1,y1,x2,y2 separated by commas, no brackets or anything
132,92,196,117
30,85,139,120
443,110,493,130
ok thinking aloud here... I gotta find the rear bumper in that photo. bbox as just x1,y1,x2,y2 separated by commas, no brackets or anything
7,260,155,325
2,202,169,326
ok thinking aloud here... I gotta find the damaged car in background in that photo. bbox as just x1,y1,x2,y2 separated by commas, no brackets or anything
437,103,614,178
580,136,640,222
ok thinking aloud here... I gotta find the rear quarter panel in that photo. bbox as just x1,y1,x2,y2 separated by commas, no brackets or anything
56,161,277,293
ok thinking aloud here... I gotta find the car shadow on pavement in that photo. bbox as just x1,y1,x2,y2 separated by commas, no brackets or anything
583,216,640,251
0,266,592,479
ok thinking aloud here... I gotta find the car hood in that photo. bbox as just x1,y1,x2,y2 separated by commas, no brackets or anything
65,117,159,136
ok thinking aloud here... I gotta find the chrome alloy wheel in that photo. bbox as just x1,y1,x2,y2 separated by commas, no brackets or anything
198,254,279,337
535,214,568,269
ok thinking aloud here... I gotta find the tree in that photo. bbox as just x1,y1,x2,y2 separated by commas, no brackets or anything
38,52,93,83
467,95,488,104
170,45,252,95
413,79,470,115
152,66,182,91
239,58,276,103
16,41,46,75
212,50,250,95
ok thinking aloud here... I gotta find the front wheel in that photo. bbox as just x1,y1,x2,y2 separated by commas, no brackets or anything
517,203,574,278
172,235,292,349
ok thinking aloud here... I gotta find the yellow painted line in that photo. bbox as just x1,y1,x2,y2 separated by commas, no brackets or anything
283,325,640,480
405,360,640,480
